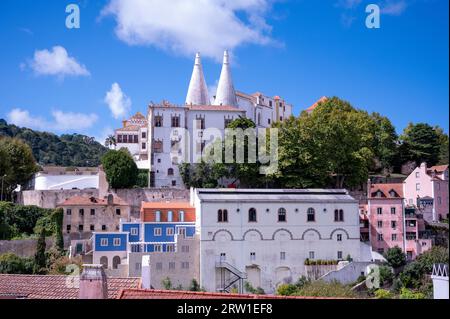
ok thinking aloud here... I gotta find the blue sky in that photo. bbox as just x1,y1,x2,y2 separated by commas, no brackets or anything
0,0,448,143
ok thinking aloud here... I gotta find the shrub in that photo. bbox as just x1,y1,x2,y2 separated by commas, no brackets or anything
276,283,299,296
379,265,394,286
189,279,201,291
161,277,173,290
384,247,406,269
399,288,425,299
0,253,34,274
294,280,357,298
374,289,392,299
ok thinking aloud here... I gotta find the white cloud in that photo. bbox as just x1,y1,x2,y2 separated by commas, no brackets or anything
7,108,98,132
100,0,276,60
27,46,90,77
381,0,408,16
104,83,132,119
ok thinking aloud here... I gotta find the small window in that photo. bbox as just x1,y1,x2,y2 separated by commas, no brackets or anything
337,251,343,260
248,208,257,222
102,225,107,231
135,263,142,271
182,245,190,253
66,225,71,232
250,252,256,261
309,251,315,259
78,225,84,232
166,227,174,236
416,172,420,178
90,225,95,231
100,238,108,247
113,238,121,246
166,244,175,252
391,221,397,229
154,228,162,236
90,209,95,216
172,180,177,187
377,233,383,241
155,211,161,222
156,262,163,270
154,245,162,252
66,209,72,215
278,208,287,222
392,234,397,241
178,227,186,237
377,221,383,228
168,168,174,176
334,209,344,222
391,207,396,214
280,252,286,260
116,209,121,216
168,211,173,222
142,143,146,150
181,262,189,269
142,132,147,139
307,208,315,222
169,262,176,270
218,209,228,223
130,227,138,236
179,211,185,222
416,183,420,191
79,209,84,216
377,207,382,215
337,234,342,241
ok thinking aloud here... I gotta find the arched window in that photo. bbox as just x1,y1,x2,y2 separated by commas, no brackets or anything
339,209,344,222
223,210,228,222
179,210,185,222
168,168,174,176
307,208,315,222
100,256,108,269
112,256,121,269
249,208,257,222
167,210,173,222
155,210,161,222
334,209,339,221
278,208,287,222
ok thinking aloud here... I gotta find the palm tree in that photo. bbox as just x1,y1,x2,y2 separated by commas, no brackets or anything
105,135,117,150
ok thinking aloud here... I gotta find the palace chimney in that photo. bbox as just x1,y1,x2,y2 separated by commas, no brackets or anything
79,264,108,299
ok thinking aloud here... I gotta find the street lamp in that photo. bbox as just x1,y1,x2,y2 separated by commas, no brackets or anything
0,174,6,202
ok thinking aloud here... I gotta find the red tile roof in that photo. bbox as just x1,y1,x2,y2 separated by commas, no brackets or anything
369,183,404,199
141,202,194,210
0,274,140,299
188,105,244,112
115,125,142,132
306,96,328,112
57,195,129,207
429,165,448,173
117,289,349,299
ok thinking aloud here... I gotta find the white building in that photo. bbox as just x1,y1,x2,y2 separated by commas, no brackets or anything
191,188,369,294
33,166,99,190
115,51,294,188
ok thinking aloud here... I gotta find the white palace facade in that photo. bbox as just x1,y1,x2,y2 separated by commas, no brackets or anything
114,51,293,188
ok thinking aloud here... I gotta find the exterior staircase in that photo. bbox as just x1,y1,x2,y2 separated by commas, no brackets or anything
215,260,247,293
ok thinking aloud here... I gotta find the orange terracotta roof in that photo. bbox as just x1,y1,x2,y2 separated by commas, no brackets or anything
117,289,349,299
57,195,129,207
0,274,140,299
141,202,194,210
429,165,448,172
188,105,244,112
369,183,404,199
306,96,328,112
115,125,141,132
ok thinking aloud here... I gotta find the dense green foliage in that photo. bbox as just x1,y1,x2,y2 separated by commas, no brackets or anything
0,253,35,274
384,247,407,269
400,123,442,166
136,169,150,188
276,276,357,298
34,229,47,273
101,149,139,189
0,136,39,199
374,289,393,299
0,119,108,167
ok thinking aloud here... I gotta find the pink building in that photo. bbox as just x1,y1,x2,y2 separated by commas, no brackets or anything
403,163,449,222
366,182,432,260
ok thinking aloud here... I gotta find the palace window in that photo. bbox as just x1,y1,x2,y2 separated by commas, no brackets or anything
278,208,287,222
334,209,344,222
117,135,123,143
218,209,228,222
248,208,257,222
337,234,342,242
168,168,174,176
133,135,138,143
280,252,286,260
307,208,315,222
123,135,128,143
79,209,84,216
171,115,180,128
155,116,163,127
391,221,397,229
337,251,343,260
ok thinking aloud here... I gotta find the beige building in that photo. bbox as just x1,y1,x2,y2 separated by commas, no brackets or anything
58,194,131,242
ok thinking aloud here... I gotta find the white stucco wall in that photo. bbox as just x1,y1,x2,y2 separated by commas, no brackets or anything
34,174,99,190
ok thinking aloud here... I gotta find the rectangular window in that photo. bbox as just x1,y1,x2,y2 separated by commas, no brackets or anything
113,238,121,246
154,245,162,252
166,227,174,236
438,197,442,205
155,116,163,127
123,135,128,143
156,262,163,270
102,225,107,231
392,234,397,241
66,225,71,232
90,225,95,231
78,225,84,231
337,251,343,260
182,245,190,253
100,238,108,247
391,221,397,229
181,262,189,269
154,228,162,236
178,227,186,237
391,207,396,214
116,209,121,216
171,116,180,128
377,207,382,215
135,263,142,271
130,227,138,236
337,234,343,241
66,209,72,215
90,209,95,216
377,233,383,241
142,132,147,139
377,221,383,228
416,183,420,191
416,172,420,178
309,251,315,259
169,262,176,270
280,252,286,260
79,209,84,216
250,252,256,261
117,135,123,143
166,244,175,252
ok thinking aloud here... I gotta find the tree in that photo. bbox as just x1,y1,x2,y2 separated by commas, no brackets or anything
434,126,449,165
370,112,398,172
0,253,34,274
400,123,441,166
105,135,117,149
101,148,139,189
0,136,39,200
384,247,406,269
34,228,47,273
